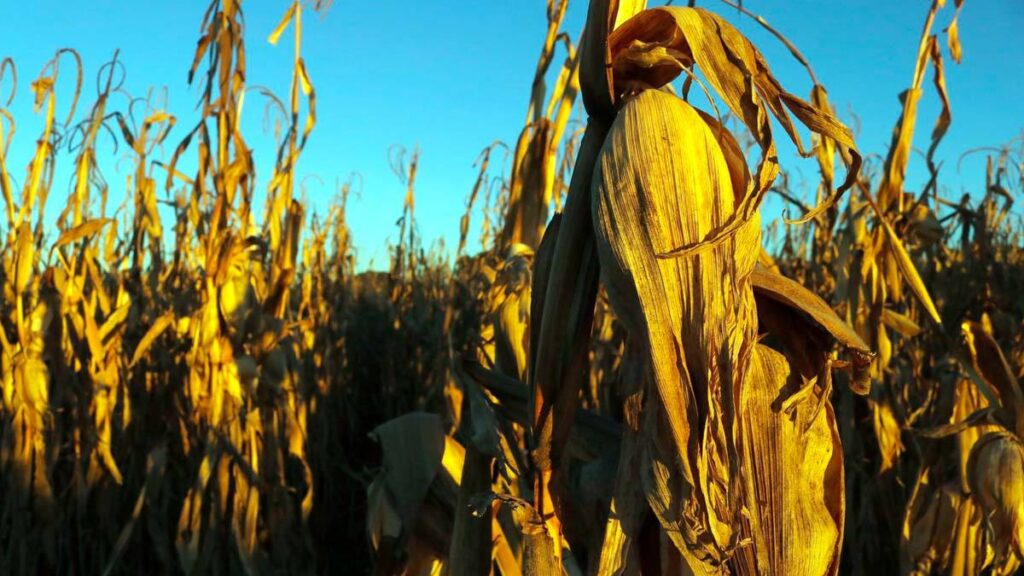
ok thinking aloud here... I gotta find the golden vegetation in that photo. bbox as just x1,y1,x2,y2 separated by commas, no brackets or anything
0,0,1020,575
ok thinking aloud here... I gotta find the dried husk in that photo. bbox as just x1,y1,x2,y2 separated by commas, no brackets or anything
967,431,1024,568
592,87,760,566
738,344,845,575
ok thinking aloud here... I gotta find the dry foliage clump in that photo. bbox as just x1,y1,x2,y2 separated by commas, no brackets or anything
0,0,1021,575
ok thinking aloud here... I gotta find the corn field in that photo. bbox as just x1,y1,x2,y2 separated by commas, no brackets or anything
0,0,1021,574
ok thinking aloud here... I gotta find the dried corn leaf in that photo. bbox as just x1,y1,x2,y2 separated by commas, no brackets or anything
751,266,871,355
902,479,966,575
880,217,943,325
130,312,176,368
14,221,34,295
882,308,923,338
370,413,448,529
595,396,647,575
53,217,113,249
963,321,1024,430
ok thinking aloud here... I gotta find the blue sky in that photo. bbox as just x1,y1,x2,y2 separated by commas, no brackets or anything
1,1,1021,269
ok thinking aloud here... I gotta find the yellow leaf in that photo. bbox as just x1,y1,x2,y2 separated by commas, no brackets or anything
268,3,296,45
880,218,942,325
14,222,34,294
947,16,962,64
130,312,175,368
882,308,923,338
739,345,844,574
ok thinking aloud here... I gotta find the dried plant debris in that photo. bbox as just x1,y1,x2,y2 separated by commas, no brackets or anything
0,0,1019,575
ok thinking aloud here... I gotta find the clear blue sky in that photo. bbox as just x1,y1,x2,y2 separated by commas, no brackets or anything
2,1,1021,269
